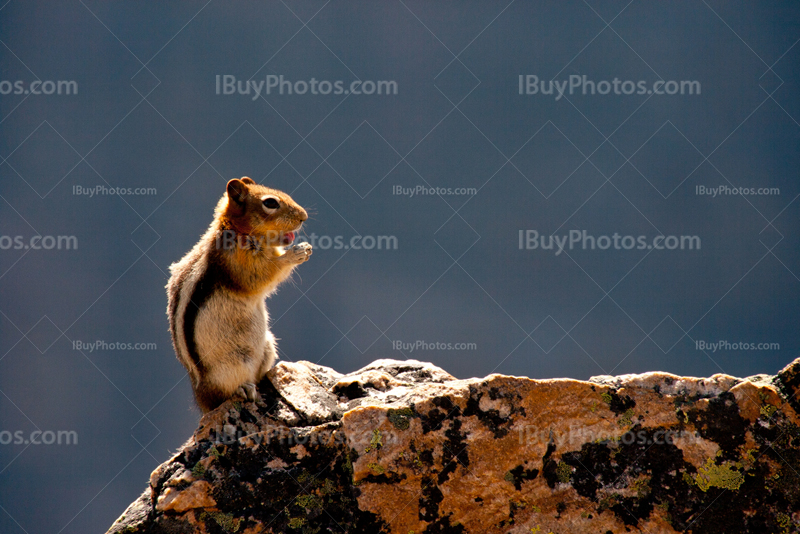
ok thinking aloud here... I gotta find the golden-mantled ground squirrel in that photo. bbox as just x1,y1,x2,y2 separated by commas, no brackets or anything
167,177,312,413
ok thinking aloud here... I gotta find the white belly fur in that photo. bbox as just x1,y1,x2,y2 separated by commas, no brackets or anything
193,290,271,396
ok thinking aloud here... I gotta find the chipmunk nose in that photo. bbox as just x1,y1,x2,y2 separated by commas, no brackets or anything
299,208,308,222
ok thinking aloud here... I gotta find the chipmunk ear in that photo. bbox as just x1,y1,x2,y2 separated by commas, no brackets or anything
240,177,255,185
226,179,249,213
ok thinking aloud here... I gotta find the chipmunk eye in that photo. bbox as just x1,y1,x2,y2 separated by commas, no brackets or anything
262,197,280,212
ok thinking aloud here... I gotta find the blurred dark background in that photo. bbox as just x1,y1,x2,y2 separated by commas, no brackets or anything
1,1,798,532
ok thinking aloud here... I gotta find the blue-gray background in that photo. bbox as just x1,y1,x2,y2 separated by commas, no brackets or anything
1,1,798,532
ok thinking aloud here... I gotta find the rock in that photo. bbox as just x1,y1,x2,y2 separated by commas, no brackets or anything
107,490,151,534
777,357,800,414
107,357,800,534
266,361,343,425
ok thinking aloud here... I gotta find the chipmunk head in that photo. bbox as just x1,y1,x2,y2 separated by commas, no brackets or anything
218,177,308,246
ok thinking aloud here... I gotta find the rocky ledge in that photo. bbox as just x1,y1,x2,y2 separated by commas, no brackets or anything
109,357,800,534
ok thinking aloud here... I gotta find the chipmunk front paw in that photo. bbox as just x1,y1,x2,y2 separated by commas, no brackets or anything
235,382,259,402
284,242,312,264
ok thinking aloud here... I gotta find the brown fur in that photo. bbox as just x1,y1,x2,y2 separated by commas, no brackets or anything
166,177,311,412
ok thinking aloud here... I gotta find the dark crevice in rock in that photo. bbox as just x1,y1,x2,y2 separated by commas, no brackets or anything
419,476,443,522
462,386,520,439
603,389,636,415
506,464,539,491
687,391,747,459
332,381,367,400
438,418,469,485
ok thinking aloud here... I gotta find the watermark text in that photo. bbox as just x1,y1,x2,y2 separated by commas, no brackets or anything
0,80,77,95
217,75,397,100
73,185,157,197
0,430,78,445
696,340,779,352
0,235,78,250
519,230,700,256
696,185,779,197
392,340,477,352
393,185,477,198
519,75,700,101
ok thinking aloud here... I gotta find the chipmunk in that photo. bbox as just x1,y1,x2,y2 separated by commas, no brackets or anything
167,177,312,413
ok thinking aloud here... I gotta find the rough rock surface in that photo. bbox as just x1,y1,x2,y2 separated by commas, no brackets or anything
108,357,800,533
